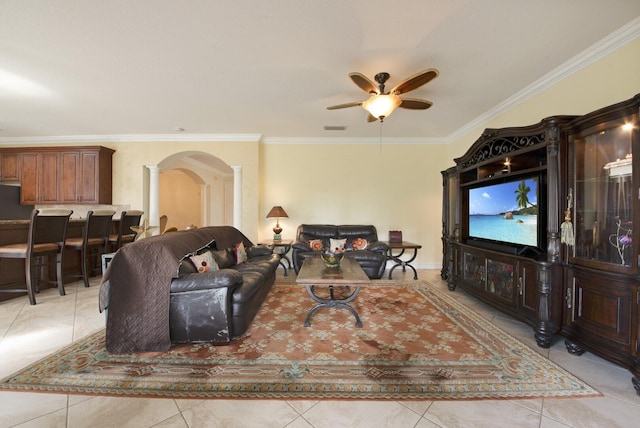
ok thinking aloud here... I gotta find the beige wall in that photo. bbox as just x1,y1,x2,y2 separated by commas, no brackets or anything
260,143,450,267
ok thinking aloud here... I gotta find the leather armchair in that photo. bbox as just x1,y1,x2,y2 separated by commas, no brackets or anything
292,224,388,279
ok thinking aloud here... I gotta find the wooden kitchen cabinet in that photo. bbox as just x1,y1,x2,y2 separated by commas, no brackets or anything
1,146,114,205
20,151,61,204
59,148,113,204
0,151,20,182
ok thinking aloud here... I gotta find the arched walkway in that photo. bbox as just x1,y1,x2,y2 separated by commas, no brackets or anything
146,151,237,230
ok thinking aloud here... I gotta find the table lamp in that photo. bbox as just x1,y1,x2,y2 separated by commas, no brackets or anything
266,206,288,240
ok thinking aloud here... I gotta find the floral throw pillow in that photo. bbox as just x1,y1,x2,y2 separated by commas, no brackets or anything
234,242,247,264
351,237,369,250
329,238,347,252
189,250,219,273
308,239,323,251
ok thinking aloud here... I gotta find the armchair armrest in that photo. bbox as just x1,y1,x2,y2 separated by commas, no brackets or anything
292,241,312,252
170,269,242,293
366,241,389,254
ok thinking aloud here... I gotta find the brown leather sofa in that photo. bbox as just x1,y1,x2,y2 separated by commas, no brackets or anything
291,224,388,279
169,227,280,344
101,226,280,352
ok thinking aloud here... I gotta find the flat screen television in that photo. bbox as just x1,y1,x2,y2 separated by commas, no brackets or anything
465,174,546,256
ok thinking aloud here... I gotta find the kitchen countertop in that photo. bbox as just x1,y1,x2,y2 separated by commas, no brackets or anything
0,218,87,225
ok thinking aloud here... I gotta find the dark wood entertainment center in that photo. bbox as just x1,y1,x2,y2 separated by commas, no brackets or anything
442,94,640,395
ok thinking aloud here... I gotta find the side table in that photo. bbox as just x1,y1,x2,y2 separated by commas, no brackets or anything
383,241,422,280
259,239,293,276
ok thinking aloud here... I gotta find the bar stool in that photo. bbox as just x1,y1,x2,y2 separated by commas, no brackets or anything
65,210,115,288
159,215,168,234
108,210,144,251
0,209,73,305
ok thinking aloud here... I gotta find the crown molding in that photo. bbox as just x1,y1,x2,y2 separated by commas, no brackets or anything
446,16,640,143
262,136,447,145
0,134,263,144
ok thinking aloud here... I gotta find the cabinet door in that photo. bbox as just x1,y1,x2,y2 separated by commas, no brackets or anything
462,248,517,302
20,153,39,205
517,259,538,318
569,123,635,274
79,150,100,203
462,250,485,289
485,255,516,303
60,150,104,204
38,152,60,203
565,268,633,353
19,152,60,204
0,152,20,182
61,152,80,203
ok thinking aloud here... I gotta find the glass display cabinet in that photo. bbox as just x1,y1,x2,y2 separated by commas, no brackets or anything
572,125,633,269
563,94,640,395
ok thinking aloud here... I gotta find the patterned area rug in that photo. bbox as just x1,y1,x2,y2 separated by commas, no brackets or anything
0,280,599,400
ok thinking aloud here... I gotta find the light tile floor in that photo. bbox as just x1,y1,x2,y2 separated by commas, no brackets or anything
0,269,639,427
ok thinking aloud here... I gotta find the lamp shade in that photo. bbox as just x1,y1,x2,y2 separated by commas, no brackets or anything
266,206,288,218
362,93,402,121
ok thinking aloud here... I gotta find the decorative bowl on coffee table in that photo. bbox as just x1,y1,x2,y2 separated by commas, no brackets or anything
320,251,344,268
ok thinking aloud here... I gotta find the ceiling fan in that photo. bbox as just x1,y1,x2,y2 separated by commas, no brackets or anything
327,68,439,122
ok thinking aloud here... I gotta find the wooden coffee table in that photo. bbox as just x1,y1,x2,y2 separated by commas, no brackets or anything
296,257,370,328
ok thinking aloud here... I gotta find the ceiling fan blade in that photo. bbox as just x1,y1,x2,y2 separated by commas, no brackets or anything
349,72,379,94
391,68,439,95
366,113,378,122
399,98,433,110
327,101,363,110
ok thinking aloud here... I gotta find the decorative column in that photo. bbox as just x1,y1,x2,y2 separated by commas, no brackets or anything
231,165,242,230
545,120,561,264
200,184,209,226
146,165,160,227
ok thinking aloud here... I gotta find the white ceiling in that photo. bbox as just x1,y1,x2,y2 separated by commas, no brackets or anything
1,1,639,142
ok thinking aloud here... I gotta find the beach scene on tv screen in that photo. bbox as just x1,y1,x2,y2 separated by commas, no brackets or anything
469,178,538,247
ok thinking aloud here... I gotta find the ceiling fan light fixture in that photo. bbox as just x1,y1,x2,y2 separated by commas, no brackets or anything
362,93,401,121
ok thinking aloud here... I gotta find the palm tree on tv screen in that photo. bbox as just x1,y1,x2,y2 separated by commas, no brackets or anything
515,180,532,209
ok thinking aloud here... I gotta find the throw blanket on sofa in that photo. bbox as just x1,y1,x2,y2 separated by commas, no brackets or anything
101,226,251,354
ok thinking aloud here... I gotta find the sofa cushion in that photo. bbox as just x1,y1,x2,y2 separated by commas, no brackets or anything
351,237,369,250
234,242,247,264
212,248,235,269
297,224,338,244
329,238,347,252
190,251,219,273
337,225,379,244
308,239,323,251
178,257,198,275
